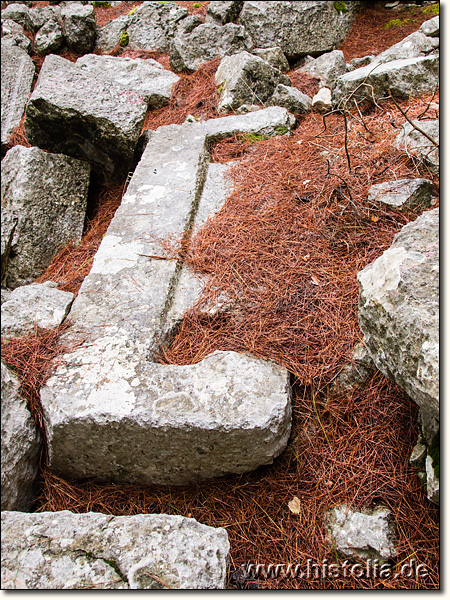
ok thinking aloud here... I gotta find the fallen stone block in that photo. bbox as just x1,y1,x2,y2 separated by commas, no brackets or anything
326,504,397,561
1,510,229,589
95,14,128,53
357,208,439,441
295,50,347,88
252,46,290,72
24,4,61,32
1,281,74,338
215,51,291,112
1,363,41,511
25,54,148,183
76,54,179,109
126,1,189,53
332,55,439,108
1,2,29,26
1,145,90,289
40,108,294,486
267,83,311,113
34,16,64,55
1,28,32,54
1,42,35,150
170,22,252,73
367,178,433,211
312,87,332,113
61,1,96,54
395,119,439,175
372,30,439,65
206,0,244,24
419,15,439,37
238,0,358,60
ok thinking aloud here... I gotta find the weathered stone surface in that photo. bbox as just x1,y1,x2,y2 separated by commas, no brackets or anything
24,5,60,32
1,510,229,589
326,504,397,561
40,109,294,486
215,51,291,112
61,1,96,54
170,23,252,73
268,83,311,113
238,1,358,60
34,17,64,55
1,145,90,289
95,14,128,53
126,1,189,53
312,87,332,113
296,50,347,88
1,281,74,338
329,342,374,394
252,46,289,72
358,209,439,440
395,119,439,175
347,55,374,70
1,363,41,511
333,55,439,107
426,453,439,504
0,42,35,149
25,54,147,182
76,54,179,109
206,0,244,24
1,29,32,53
373,30,439,65
368,178,433,210
419,15,439,37
1,18,23,35
1,2,29,25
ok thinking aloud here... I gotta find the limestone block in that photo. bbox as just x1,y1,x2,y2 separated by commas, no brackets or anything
252,46,290,72
61,1,96,54
34,17,63,55
367,178,433,211
373,30,439,65
206,1,244,24
126,1,189,53
395,119,439,175
267,84,311,113
296,50,347,88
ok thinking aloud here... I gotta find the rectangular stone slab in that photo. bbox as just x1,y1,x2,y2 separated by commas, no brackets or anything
41,108,294,486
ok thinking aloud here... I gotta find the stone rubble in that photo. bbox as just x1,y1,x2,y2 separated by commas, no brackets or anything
1,510,230,589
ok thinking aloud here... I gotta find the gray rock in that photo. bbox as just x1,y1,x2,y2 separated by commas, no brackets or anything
296,50,347,88
312,87,332,113
1,363,41,511
395,119,439,175
252,46,289,72
94,14,128,53
1,30,31,53
347,55,374,70
76,54,179,109
419,15,439,37
373,30,439,65
1,2,29,25
61,1,96,54
368,178,433,210
1,145,90,289
426,453,439,504
1,281,74,338
1,510,229,589
34,17,64,55
25,54,148,183
326,504,397,561
0,43,35,149
24,5,60,32
126,1,189,53
170,23,252,73
40,109,294,486
358,209,439,441
332,55,439,108
238,0,358,60
215,51,291,112
1,287,12,305
267,83,311,113
206,0,244,24
1,18,24,35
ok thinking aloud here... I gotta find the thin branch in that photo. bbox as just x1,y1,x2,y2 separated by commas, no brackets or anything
388,92,439,147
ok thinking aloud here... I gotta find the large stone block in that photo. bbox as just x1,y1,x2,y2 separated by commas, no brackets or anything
1,363,41,511
357,209,439,440
40,108,295,486
238,1,358,60
373,30,439,65
1,510,229,589
126,1,189,53
169,22,252,73
61,1,96,54
1,145,90,289
25,54,148,182
332,55,439,108
76,54,179,110
0,42,35,149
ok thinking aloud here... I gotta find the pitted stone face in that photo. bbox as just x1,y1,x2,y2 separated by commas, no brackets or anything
40,107,295,486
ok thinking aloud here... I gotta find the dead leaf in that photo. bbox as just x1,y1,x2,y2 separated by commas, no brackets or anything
288,496,301,514
302,254,310,261
311,275,320,286
371,215,380,223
